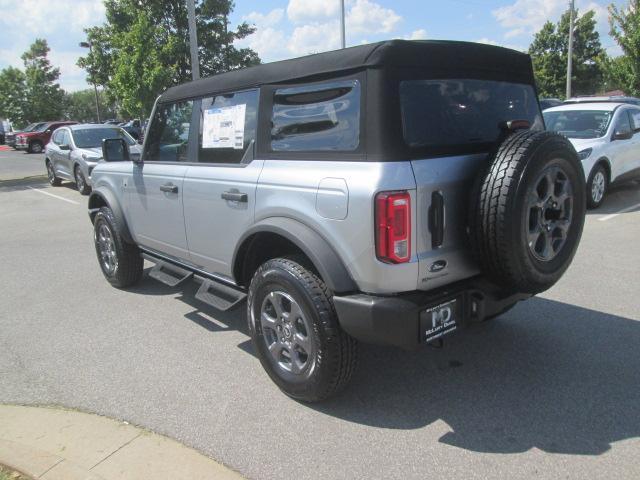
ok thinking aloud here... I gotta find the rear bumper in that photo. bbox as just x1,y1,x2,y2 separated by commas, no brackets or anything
333,277,530,349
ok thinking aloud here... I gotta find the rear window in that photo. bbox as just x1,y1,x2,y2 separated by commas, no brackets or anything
271,79,360,152
543,110,613,139
400,79,542,150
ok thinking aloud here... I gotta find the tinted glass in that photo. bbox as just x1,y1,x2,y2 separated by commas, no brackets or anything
271,80,360,151
613,110,632,135
144,101,193,162
198,89,258,164
72,128,135,148
544,110,613,139
628,109,640,131
52,130,63,145
400,79,542,149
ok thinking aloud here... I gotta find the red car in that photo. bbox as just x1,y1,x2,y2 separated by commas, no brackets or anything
15,121,77,153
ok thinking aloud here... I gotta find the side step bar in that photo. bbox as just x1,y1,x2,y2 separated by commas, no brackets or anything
146,259,193,287
142,252,246,311
194,276,247,312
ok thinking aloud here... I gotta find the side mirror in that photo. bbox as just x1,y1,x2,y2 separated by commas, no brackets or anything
613,130,633,141
102,138,134,162
46,129,51,133
59,144,70,151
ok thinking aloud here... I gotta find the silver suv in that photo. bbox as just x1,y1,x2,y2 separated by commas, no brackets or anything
89,40,586,401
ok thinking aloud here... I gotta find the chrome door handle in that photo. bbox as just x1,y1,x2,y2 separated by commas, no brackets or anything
221,191,248,202
160,183,178,193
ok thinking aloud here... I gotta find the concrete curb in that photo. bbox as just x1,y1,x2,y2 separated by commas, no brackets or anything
0,405,244,480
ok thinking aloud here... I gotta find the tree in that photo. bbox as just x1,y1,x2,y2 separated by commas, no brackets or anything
608,0,640,96
64,89,118,123
77,0,260,118
21,39,66,121
0,67,28,127
529,9,605,98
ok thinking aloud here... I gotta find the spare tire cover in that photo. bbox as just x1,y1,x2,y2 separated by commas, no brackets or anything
470,130,586,294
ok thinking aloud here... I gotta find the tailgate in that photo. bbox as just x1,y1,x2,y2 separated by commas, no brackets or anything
411,153,486,290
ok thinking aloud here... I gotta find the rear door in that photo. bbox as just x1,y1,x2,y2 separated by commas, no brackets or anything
400,78,543,289
126,100,193,261
182,89,262,278
609,109,635,180
627,108,640,174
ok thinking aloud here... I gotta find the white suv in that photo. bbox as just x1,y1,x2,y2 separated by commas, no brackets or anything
544,102,640,208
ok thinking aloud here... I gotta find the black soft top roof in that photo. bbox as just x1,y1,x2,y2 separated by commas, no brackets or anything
160,40,534,103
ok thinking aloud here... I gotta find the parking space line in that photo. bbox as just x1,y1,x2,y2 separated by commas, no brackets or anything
26,186,80,205
598,202,640,222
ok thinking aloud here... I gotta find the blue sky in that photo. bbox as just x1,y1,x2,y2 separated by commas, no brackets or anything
0,0,626,92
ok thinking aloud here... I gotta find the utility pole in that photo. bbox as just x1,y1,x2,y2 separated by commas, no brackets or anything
340,0,346,49
79,41,101,123
187,0,200,80
566,0,575,99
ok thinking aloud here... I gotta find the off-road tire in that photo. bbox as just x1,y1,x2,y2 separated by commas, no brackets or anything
75,165,91,195
470,130,586,294
247,257,358,402
93,206,143,288
586,163,607,209
46,160,61,186
28,141,43,154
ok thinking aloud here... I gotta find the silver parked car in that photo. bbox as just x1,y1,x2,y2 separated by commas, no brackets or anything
88,40,586,401
45,124,141,195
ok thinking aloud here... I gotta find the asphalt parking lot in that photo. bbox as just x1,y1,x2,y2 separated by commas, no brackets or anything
1,149,639,479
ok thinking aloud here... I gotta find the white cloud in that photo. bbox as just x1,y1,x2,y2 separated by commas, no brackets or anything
288,22,342,56
287,0,339,23
244,8,285,28
493,0,613,39
347,0,401,34
0,0,105,91
239,0,404,62
404,29,428,40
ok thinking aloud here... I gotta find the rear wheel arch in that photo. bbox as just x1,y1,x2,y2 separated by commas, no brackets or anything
233,218,358,293
88,189,133,244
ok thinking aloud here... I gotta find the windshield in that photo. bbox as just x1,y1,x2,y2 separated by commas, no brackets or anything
543,110,612,139
400,79,542,151
71,128,136,148
23,123,40,132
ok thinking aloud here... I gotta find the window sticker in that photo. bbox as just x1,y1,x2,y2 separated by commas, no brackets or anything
202,104,246,149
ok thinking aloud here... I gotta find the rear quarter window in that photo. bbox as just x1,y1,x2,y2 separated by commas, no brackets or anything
270,79,360,152
400,79,542,151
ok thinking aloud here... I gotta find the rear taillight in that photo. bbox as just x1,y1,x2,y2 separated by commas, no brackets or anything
375,191,411,264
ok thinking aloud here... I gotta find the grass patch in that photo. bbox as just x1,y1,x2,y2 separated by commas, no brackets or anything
0,465,32,480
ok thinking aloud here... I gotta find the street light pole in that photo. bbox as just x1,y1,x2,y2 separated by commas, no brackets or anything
79,41,102,123
187,0,200,80
566,0,575,99
340,0,346,49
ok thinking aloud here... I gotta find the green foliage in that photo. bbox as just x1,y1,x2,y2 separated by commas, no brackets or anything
64,89,118,123
21,38,66,121
0,66,28,127
78,0,260,118
608,0,640,96
529,9,605,98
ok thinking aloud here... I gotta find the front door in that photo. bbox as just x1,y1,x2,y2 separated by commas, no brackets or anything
182,89,261,278
126,100,194,261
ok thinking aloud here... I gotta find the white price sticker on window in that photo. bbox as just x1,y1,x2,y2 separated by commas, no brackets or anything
202,103,246,149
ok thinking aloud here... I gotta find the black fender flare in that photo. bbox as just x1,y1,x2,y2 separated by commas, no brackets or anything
233,217,358,293
88,188,134,244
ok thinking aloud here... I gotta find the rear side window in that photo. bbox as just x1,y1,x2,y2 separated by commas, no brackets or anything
629,109,640,132
271,80,360,151
400,79,542,151
144,101,194,162
198,89,258,164
613,110,632,135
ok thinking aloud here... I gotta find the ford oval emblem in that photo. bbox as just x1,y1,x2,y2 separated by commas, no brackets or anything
429,260,447,273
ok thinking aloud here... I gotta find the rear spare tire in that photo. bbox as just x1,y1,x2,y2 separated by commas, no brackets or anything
470,130,585,294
